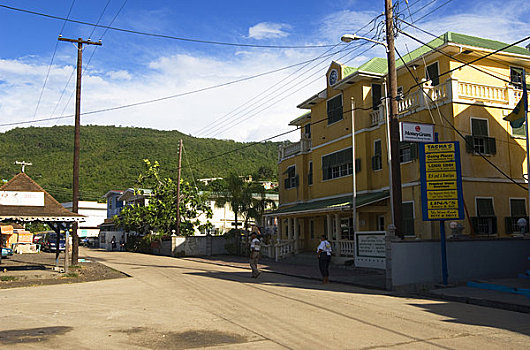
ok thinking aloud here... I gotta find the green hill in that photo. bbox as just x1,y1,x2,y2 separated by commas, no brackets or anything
0,125,280,203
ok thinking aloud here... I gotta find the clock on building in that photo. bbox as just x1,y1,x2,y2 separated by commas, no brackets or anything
329,69,338,85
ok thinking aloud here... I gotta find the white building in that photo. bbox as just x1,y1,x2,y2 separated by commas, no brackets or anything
61,201,107,239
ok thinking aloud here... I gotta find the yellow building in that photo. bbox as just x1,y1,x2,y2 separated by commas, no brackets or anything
266,32,530,258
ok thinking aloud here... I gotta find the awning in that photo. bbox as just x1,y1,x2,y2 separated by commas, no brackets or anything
268,190,389,217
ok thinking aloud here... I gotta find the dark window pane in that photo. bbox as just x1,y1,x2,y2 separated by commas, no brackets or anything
510,199,526,217
476,198,495,216
426,62,439,86
372,84,382,110
471,118,488,136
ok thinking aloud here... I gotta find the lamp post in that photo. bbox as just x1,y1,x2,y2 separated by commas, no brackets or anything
341,29,403,238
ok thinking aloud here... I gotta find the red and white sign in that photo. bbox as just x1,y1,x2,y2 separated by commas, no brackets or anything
0,191,44,206
399,122,435,143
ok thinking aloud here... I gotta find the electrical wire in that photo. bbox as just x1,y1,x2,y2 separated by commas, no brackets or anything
31,0,76,120
0,4,337,49
393,44,528,191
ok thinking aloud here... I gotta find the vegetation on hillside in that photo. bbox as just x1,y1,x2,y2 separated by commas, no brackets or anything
0,125,280,203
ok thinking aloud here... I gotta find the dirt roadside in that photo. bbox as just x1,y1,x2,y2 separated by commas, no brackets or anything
0,250,126,289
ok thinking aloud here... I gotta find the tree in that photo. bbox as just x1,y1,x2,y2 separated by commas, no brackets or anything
115,159,212,236
213,174,253,232
245,184,277,228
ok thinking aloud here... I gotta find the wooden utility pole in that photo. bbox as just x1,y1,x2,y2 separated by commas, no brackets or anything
58,36,102,264
176,139,183,235
384,0,403,238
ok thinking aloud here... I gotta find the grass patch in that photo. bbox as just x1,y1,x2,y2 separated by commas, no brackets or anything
64,272,78,278
0,276,18,282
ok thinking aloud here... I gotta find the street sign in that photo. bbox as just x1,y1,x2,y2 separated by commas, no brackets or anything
419,141,464,221
399,122,435,143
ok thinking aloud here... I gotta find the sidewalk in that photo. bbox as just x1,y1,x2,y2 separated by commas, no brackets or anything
425,278,530,313
182,255,386,290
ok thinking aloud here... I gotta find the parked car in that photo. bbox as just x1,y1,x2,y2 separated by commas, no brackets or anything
1,247,13,258
33,233,46,244
40,232,66,252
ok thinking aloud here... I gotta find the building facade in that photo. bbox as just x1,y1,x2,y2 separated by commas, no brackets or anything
267,32,530,257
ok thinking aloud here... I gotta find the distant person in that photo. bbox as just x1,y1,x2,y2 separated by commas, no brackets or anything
317,235,332,284
249,232,261,278
119,235,125,251
111,235,117,251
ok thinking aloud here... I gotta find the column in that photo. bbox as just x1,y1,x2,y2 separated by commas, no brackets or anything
287,217,293,241
326,214,332,241
335,213,341,256
294,217,299,254
276,217,282,241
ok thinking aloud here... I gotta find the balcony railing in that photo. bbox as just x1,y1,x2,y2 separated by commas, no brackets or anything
471,216,497,236
370,104,386,127
398,78,528,116
504,216,529,234
278,138,312,161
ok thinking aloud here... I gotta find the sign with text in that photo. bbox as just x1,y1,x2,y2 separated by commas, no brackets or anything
0,191,44,206
419,141,464,221
399,122,435,143
355,232,385,269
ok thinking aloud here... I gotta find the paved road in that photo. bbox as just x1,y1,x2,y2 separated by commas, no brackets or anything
1,249,529,349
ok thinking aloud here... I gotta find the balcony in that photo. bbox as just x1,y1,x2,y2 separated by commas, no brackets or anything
370,104,386,127
278,138,312,162
398,78,528,116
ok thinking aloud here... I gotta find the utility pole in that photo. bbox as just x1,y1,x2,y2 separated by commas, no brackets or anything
176,139,183,235
15,161,32,173
58,36,102,264
384,0,403,238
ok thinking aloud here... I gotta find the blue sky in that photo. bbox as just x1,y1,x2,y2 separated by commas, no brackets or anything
0,0,529,141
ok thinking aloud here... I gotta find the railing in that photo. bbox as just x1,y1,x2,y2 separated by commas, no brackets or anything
370,104,385,126
398,88,422,113
277,240,294,259
424,82,449,103
278,138,312,161
331,240,355,257
458,81,507,104
504,216,529,234
260,243,275,259
471,216,497,236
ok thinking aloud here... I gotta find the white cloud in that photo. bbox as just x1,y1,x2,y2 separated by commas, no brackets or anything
247,22,291,40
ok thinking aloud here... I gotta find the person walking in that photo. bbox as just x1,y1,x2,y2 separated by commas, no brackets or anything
111,235,117,251
249,232,261,278
317,235,332,284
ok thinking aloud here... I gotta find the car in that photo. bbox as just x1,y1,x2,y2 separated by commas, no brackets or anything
1,247,13,258
40,232,66,252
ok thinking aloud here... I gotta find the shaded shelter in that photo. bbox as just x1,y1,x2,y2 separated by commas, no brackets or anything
0,173,84,270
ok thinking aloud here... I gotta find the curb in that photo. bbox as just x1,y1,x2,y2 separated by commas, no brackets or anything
421,291,530,314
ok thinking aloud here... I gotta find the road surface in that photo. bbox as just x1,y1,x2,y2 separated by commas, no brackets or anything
1,248,529,349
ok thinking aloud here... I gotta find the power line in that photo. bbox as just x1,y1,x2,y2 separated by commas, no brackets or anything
32,0,76,120
393,43,528,191
0,4,337,49
0,49,355,128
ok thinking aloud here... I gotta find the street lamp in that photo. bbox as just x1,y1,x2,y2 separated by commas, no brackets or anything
341,30,403,238
340,34,389,52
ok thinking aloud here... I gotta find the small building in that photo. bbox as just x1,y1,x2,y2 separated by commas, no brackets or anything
61,201,107,242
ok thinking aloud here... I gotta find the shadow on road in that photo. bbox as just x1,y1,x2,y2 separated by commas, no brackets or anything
0,326,73,344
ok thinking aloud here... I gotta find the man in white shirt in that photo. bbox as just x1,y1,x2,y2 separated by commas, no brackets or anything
317,235,332,284
249,232,261,278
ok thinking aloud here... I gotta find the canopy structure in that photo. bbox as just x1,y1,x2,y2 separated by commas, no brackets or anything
0,173,84,223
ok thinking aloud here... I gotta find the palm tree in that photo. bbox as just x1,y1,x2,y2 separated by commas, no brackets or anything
213,174,253,232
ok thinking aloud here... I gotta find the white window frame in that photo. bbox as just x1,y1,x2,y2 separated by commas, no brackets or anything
470,117,489,136
475,196,495,216
377,215,385,231
285,165,296,190
509,66,524,87
509,197,526,217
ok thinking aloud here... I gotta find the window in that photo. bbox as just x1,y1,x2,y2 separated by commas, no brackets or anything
304,123,311,139
510,199,526,217
506,198,528,234
510,67,523,88
327,94,343,124
426,62,439,86
308,161,313,185
401,202,415,235
473,198,497,235
310,220,315,239
377,215,385,231
400,142,418,163
371,140,382,171
372,83,382,110
397,86,404,101
355,158,361,173
341,218,355,240
322,148,353,180
284,165,298,189
465,118,496,155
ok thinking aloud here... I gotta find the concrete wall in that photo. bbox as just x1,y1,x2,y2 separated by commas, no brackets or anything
156,235,230,257
391,238,530,289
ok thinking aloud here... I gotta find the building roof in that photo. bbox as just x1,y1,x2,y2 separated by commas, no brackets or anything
0,173,84,222
269,190,389,216
289,111,311,126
